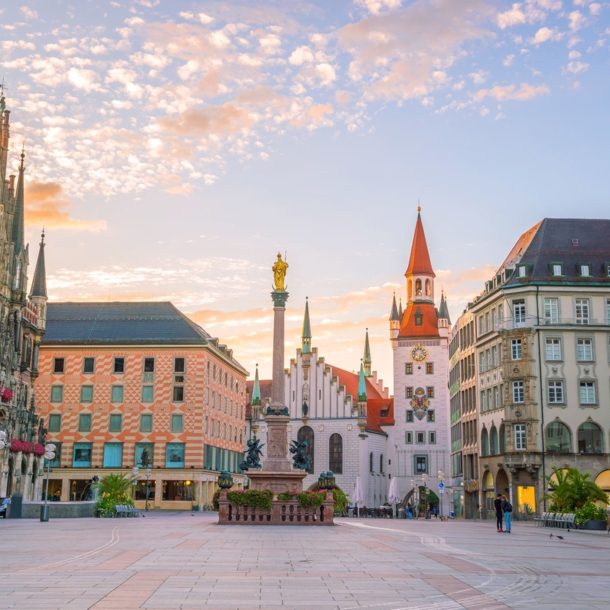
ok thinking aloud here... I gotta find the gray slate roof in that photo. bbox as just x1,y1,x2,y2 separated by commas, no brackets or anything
505,218,610,285
43,302,212,345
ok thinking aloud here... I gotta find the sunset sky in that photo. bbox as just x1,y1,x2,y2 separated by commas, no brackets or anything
2,0,609,388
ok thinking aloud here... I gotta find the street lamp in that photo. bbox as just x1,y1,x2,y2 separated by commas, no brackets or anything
438,470,445,519
422,473,429,519
40,443,56,522
145,468,151,512
132,467,139,503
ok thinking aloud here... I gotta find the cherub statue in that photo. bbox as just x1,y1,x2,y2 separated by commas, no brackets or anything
290,439,311,471
239,438,264,471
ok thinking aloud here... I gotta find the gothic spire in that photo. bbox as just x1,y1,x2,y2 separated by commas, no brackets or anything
438,290,451,324
363,328,372,377
357,359,367,403
12,146,25,252
390,293,400,321
405,206,435,278
252,364,261,406
399,298,403,319
302,297,312,354
29,229,47,298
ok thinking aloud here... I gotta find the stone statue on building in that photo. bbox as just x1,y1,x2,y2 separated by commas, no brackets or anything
272,253,288,291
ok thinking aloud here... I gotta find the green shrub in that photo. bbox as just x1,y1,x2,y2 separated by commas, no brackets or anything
96,492,134,518
541,467,607,512
575,502,607,525
212,489,220,511
95,474,135,517
227,489,273,509
333,487,349,513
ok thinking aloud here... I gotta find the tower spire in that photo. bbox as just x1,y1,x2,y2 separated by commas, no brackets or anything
399,298,403,319
357,359,367,403
363,328,372,377
30,229,47,298
405,207,434,277
12,145,25,252
251,364,261,406
390,293,399,321
302,297,312,354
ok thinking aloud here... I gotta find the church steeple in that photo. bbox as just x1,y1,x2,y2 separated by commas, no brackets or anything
251,364,261,406
30,230,47,299
302,297,312,354
358,359,367,403
363,328,372,377
12,147,25,253
389,293,400,343
405,206,435,304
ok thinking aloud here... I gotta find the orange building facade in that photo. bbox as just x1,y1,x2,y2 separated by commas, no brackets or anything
35,302,248,511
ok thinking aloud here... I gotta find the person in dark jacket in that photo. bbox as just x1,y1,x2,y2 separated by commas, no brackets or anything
502,496,512,533
494,494,503,532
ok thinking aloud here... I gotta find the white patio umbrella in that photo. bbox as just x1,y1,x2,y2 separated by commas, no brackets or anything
352,477,365,518
388,477,401,519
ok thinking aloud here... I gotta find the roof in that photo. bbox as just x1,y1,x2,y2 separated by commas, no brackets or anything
398,301,439,338
12,151,25,253
330,365,385,402
505,218,610,286
498,220,542,272
246,379,273,418
29,233,47,298
366,398,395,435
389,294,400,321
405,212,435,277
438,292,450,323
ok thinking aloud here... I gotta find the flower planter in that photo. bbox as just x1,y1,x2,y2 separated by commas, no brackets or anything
581,520,607,531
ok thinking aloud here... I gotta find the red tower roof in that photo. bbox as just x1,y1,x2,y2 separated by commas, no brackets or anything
405,212,435,277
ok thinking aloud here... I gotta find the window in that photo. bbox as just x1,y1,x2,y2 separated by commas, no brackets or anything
79,414,91,432
580,264,591,277
481,428,489,456
512,381,524,403
416,431,425,444
427,410,435,422
578,422,603,454
405,431,413,444
426,387,434,398
494,387,499,409
492,346,498,367
174,357,185,373
426,362,434,374
551,263,563,276
173,386,184,402
166,443,185,468
579,382,596,404
511,339,522,360
142,385,154,402
297,426,314,473
113,357,125,373
513,300,526,326
575,299,589,324
415,455,428,474
109,414,122,432
548,381,564,404
111,385,124,403
48,413,61,432
83,357,95,374
544,298,558,324
80,385,93,403
479,352,486,373
103,443,123,467
514,424,526,450
53,358,64,374
329,433,343,474
546,422,571,454
140,414,153,433
607,298,610,324
577,338,593,361
369,452,374,473
50,385,63,403
545,339,562,361
486,350,492,370
485,312,490,333
490,427,498,455
406,387,414,398
73,443,92,467
406,410,414,422
517,265,527,278
405,363,413,374
171,414,183,432
144,357,155,373
429,431,436,444
379,454,384,474
481,391,487,412
135,442,154,467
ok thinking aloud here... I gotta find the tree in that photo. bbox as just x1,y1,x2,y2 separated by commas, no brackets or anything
541,467,607,512
99,473,132,497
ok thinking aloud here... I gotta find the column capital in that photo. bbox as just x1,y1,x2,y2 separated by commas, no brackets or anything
271,290,289,308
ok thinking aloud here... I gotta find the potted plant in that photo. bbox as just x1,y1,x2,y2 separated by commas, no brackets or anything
575,502,607,530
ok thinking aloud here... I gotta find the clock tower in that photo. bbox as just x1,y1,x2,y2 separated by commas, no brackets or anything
388,208,451,513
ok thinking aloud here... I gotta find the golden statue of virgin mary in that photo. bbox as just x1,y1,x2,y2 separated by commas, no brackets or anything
272,253,288,291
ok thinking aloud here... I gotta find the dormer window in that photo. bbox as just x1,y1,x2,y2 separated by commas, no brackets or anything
572,239,579,247
414,307,423,326
517,265,527,278
579,263,591,277
605,263,610,278
550,263,564,277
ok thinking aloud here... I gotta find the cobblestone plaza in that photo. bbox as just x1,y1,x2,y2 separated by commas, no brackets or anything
1,514,609,609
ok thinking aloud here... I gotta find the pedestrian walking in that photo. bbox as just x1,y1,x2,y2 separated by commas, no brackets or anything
494,493,503,532
502,495,513,533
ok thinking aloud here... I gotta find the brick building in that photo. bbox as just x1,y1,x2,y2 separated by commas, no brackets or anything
36,302,248,510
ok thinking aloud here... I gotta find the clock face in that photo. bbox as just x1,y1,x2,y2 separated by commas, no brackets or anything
411,344,427,362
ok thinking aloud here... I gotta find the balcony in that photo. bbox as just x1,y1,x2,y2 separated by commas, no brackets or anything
495,316,608,331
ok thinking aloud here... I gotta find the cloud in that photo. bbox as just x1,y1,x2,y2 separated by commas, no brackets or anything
19,6,38,19
503,54,515,66
25,181,107,231
497,3,526,29
472,82,550,101
565,61,589,73
568,10,585,31
531,27,563,44
67,67,101,92
354,0,403,14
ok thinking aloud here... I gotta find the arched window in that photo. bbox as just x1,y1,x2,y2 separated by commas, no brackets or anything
369,452,374,473
329,433,343,474
415,279,422,296
481,428,489,456
546,422,571,454
499,424,506,454
239,430,242,444
490,426,498,456
297,426,314,473
578,422,603,454
223,423,226,439
229,425,232,441
217,421,220,437
379,454,384,474
210,419,215,436
425,279,431,296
